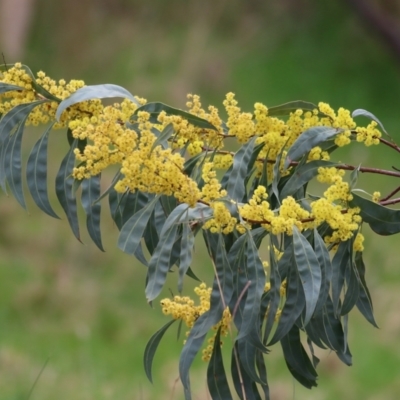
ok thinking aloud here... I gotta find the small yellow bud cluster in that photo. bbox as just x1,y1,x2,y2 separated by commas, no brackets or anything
308,146,330,161
355,121,381,146
200,162,227,202
0,63,103,128
239,185,275,226
224,93,255,144
353,232,365,252
160,283,232,362
203,201,237,234
372,191,381,203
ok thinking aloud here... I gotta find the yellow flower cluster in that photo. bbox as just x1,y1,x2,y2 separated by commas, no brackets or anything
239,187,310,235
0,63,103,128
203,201,237,234
1,64,385,244
355,121,381,146
160,283,232,361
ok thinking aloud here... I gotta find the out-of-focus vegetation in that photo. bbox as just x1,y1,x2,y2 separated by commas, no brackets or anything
1,1,400,399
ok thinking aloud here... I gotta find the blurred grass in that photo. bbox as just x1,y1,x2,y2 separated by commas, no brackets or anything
1,1,400,399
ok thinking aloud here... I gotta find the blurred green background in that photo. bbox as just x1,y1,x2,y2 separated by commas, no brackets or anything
1,1,400,399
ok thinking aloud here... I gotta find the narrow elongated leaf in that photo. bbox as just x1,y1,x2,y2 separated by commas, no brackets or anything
146,224,179,302
180,312,216,399
280,160,337,199
26,123,59,218
56,84,139,120
144,319,176,383
352,109,388,136
225,136,256,202
349,164,360,191
237,339,266,385
143,211,160,255
355,252,378,327
268,263,305,345
117,195,159,255
350,192,400,235
284,127,343,169
292,226,321,325
151,123,175,151
81,174,104,251
94,170,121,204
207,328,233,400
4,118,27,208
341,261,359,315
55,140,81,241
271,146,284,203
231,343,262,400
255,350,270,398
313,229,332,314
331,240,350,315
321,297,352,365
133,102,217,131
280,326,318,389
236,233,266,342
0,64,60,102
178,223,195,292
267,100,318,117
0,82,24,94
263,243,282,344
0,100,48,192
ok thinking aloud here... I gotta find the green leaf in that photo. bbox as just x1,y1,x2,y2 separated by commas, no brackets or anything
146,223,179,302
284,126,343,169
4,118,28,208
349,164,360,191
133,102,217,131
230,343,262,400
280,160,337,199
55,84,140,121
292,226,321,325
117,195,159,255
0,82,24,94
271,145,285,203
0,100,48,192
236,233,266,342
350,192,400,235
321,297,352,365
179,312,215,399
267,100,318,117
55,140,81,241
94,170,122,204
81,174,104,251
280,326,318,389
207,328,233,400
183,151,206,177
143,211,160,256
225,137,256,202
0,64,60,102
144,319,176,383
151,123,175,151
355,252,378,327
201,233,233,339
178,223,195,293
341,261,360,315
237,339,267,386
160,194,178,217
26,123,60,218
331,240,351,315
313,229,332,314
263,242,282,344
268,263,305,345
352,109,388,136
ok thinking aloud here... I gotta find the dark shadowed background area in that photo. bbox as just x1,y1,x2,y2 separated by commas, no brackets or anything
1,1,400,399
